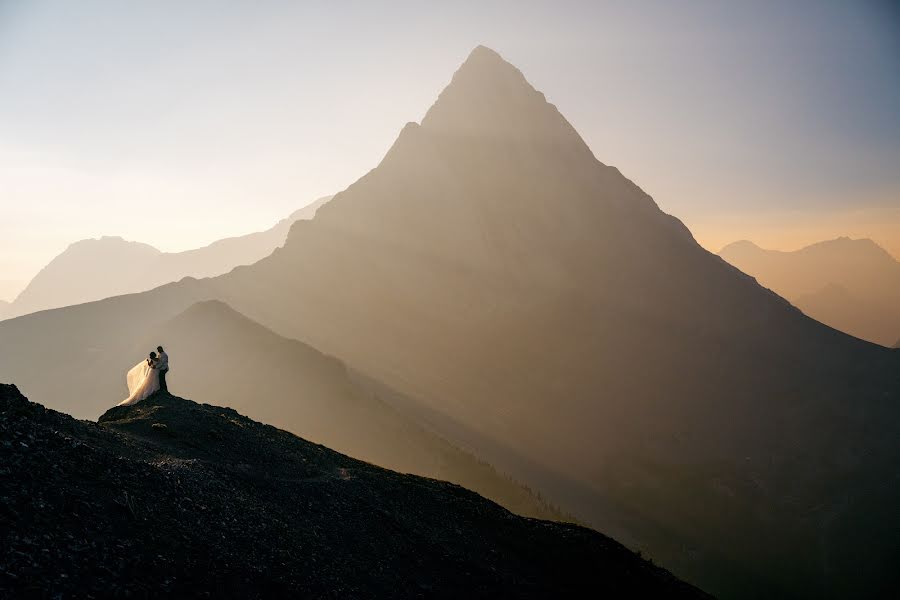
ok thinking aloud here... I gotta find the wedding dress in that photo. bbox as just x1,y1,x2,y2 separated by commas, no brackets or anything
118,360,160,406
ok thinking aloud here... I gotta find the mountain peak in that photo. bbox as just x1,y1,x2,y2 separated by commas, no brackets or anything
719,240,762,255
466,44,506,64
419,46,592,152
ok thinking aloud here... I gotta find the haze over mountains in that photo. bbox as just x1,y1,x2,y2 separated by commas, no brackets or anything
0,196,330,320
1,47,898,599
719,237,900,347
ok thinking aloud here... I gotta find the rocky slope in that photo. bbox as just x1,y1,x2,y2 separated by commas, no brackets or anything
0,384,706,598
3,196,330,320
719,238,900,346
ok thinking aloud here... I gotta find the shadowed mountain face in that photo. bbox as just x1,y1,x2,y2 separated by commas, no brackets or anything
147,300,569,521
720,238,900,346
0,298,567,521
0,384,707,598
1,47,899,598
1,196,331,320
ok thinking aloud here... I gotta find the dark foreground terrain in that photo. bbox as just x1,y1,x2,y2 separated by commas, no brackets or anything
0,384,708,598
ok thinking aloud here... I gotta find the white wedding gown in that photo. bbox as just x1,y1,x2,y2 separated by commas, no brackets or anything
118,360,160,406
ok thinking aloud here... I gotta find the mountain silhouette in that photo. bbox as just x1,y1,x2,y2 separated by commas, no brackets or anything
1,46,898,599
0,384,707,598
2,196,331,320
719,237,900,346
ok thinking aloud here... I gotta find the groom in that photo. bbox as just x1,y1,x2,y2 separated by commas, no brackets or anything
156,345,169,393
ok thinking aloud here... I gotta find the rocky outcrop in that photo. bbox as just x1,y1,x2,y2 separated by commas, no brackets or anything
0,384,707,598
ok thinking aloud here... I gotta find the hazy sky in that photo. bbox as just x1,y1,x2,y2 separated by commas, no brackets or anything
1,1,899,300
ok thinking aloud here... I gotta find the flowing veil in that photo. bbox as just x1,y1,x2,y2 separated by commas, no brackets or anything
118,359,158,406
126,361,150,397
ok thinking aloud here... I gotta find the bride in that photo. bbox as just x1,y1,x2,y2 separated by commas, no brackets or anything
118,352,161,406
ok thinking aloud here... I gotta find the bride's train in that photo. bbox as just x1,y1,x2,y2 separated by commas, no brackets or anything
118,360,160,406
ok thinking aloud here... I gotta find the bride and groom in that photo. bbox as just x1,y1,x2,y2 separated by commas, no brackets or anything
118,346,169,407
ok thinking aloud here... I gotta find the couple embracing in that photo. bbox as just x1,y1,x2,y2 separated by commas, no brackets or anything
118,346,170,407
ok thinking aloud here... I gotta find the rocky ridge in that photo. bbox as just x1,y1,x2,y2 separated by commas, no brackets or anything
0,384,707,598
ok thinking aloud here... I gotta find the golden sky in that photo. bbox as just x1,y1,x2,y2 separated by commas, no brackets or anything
0,2,898,300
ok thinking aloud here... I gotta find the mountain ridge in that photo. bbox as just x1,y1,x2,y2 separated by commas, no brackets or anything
2,196,331,320
719,236,900,346
720,236,897,263
0,383,708,598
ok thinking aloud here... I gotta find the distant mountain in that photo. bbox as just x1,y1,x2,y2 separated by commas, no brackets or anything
2,196,331,320
0,384,706,598
719,238,900,346
2,47,898,599
145,300,569,521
